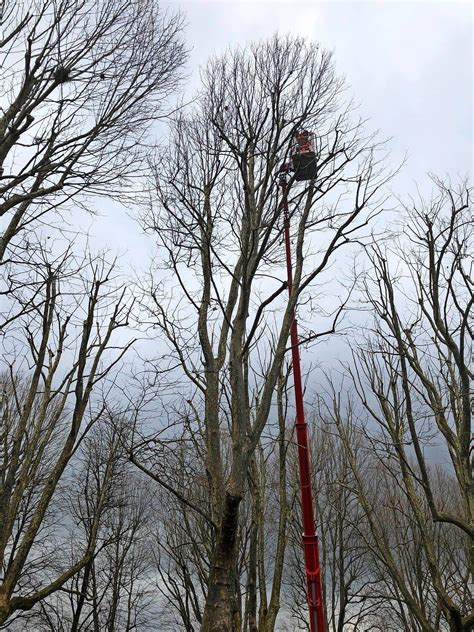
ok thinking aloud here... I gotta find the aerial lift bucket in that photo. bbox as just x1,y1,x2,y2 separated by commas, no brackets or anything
291,130,317,181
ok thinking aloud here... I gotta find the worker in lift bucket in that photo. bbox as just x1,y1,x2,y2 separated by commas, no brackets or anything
295,130,312,154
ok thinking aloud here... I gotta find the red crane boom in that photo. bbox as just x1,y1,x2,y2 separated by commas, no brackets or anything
279,155,326,632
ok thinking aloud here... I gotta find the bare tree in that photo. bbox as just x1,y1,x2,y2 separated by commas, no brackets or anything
330,178,472,631
244,367,294,632
147,436,212,632
131,367,293,632
0,247,134,625
285,412,383,632
135,35,390,631
4,415,157,632
0,0,186,261
45,417,155,632
152,483,210,631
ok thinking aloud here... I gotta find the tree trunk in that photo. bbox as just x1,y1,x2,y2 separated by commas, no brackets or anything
201,492,242,632
245,460,259,632
70,558,93,632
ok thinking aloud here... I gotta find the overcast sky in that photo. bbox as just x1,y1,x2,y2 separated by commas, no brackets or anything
76,1,473,461
182,0,472,178
86,0,472,265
